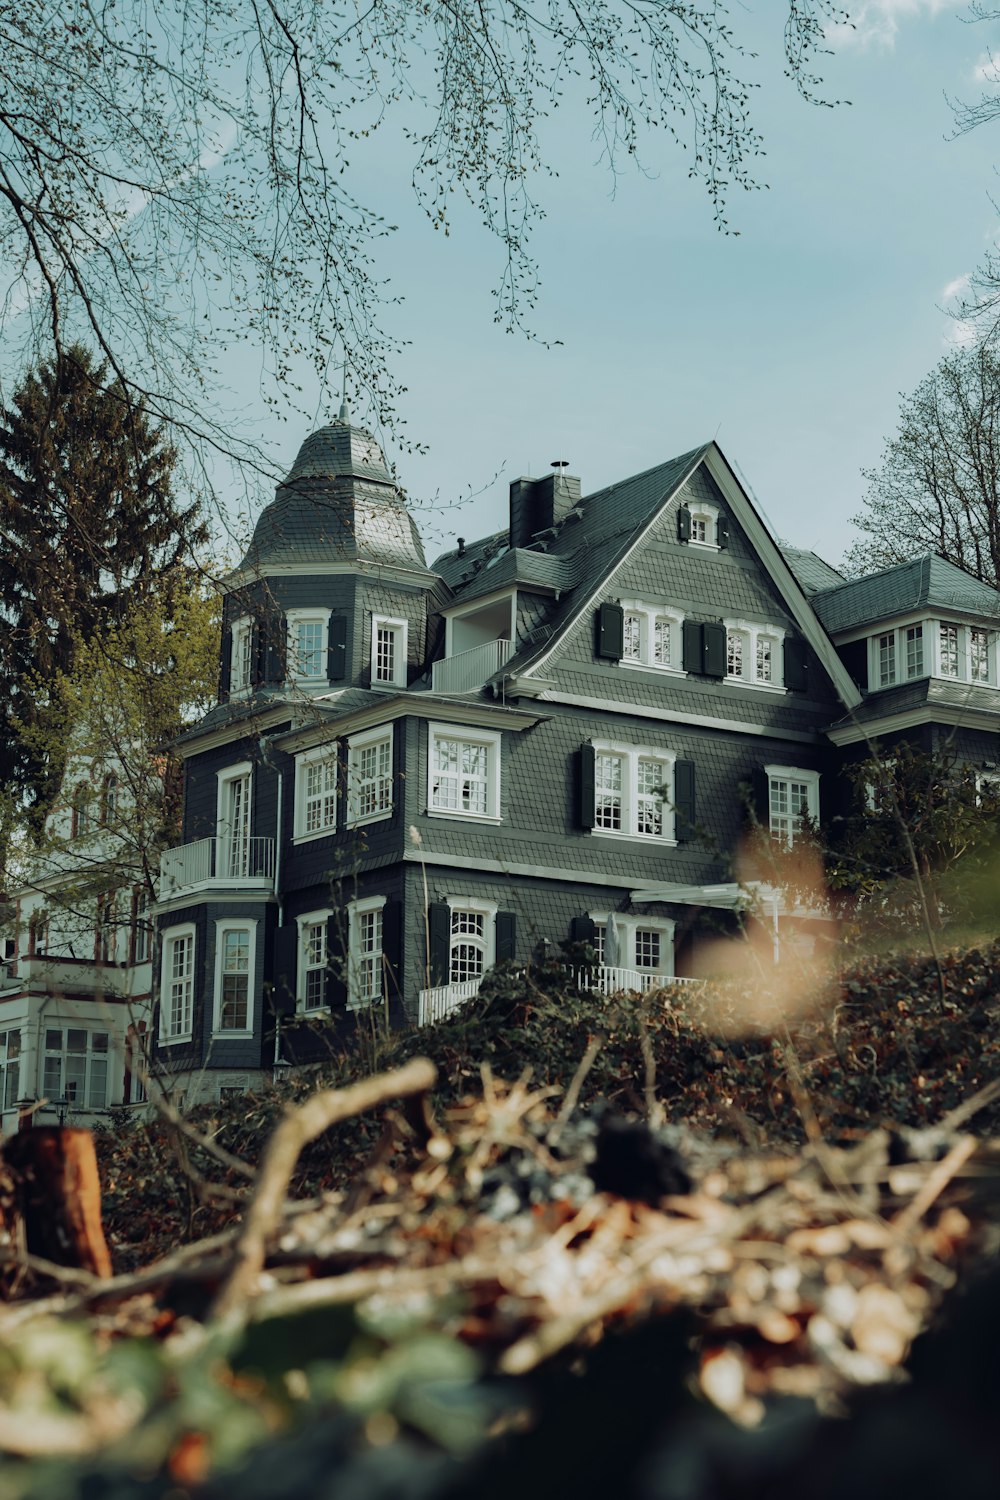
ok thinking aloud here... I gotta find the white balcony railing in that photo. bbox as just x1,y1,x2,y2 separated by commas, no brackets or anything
431,638,514,695
159,836,275,898
417,966,695,1025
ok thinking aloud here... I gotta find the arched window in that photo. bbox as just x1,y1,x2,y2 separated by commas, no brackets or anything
101,772,118,825
71,784,91,838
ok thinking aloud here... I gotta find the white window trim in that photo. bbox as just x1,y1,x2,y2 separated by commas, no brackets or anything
765,764,821,849
870,620,935,689
370,614,408,689
589,740,678,844
293,744,339,843
286,607,332,686
230,615,254,696
724,619,786,692
346,725,394,828
687,499,721,551
211,918,257,1037
588,912,676,978
159,922,196,1044
618,600,686,676
446,896,498,984
427,723,502,823
216,760,253,840
295,907,332,1014
347,895,387,1011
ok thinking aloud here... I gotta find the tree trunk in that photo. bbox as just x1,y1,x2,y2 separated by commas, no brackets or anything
2,1126,112,1281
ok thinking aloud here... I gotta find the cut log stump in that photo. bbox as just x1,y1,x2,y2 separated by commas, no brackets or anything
2,1126,112,1281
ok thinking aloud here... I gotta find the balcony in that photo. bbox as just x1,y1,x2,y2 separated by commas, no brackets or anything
417,966,694,1025
0,954,131,997
431,639,514,695
159,836,275,899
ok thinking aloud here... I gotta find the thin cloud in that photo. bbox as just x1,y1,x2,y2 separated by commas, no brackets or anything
971,51,1000,85
828,1,961,52
942,272,971,301
943,317,978,349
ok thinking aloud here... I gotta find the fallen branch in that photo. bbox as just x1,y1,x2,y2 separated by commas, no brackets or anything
211,1057,437,1320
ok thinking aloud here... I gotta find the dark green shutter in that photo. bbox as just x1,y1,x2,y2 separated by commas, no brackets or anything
428,902,450,987
703,622,727,678
381,900,402,1003
682,620,702,673
326,914,347,1010
569,915,597,945
595,602,625,660
674,760,696,842
495,911,517,963
717,515,730,549
784,637,808,692
328,616,348,681
218,627,232,702
264,610,287,684
677,504,692,542
270,924,298,1017
579,743,596,830
751,768,771,831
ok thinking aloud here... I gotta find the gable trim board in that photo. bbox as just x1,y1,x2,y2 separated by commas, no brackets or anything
275,696,548,755
401,846,727,897
534,691,821,743
509,443,861,714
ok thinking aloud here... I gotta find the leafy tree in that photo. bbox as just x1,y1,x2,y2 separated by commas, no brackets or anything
826,742,1000,935
2,571,220,939
0,344,207,805
844,344,1000,586
0,1,846,463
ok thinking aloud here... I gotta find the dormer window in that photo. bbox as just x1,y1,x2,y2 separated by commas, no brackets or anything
371,615,407,688
971,628,991,683
939,623,960,677
287,609,331,684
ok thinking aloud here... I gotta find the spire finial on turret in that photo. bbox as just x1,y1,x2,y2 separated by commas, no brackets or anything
339,365,351,424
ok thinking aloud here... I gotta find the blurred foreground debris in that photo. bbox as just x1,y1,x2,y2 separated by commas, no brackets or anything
0,1056,998,1498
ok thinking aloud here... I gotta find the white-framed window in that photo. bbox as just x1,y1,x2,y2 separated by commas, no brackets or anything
447,898,497,984
939,622,960,678
213,920,257,1034
905,624,924,679
43,1028,110,1110
370,615,408,688
590,741,677,842
348,896,386,1009
724,620,786,690
765,764,820,849
160,923,195,1042
0,1028,21,1111
876,630,896,688
231,615,255,694
686,500,720,549
971,627,992,683
71,783,92,838
294,746,338,840
428,724,501,822
618,600,685,674
588,913,676,979
287,608,331,684
131,888,151,965
347,726,393,826
296,908,332,1012
217,761,253,879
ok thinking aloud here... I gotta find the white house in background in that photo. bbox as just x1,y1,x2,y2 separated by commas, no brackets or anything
0,754,156,1135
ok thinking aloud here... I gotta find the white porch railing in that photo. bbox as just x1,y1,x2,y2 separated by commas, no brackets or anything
418,977,484,1026
431,638,514,694
417,966,695,1025
159,836,275,897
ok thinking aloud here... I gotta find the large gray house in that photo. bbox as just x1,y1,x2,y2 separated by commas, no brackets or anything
138,412,1000,1103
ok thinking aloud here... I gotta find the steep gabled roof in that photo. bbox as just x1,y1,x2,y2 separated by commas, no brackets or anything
781,546,847,596
811,555,1000,635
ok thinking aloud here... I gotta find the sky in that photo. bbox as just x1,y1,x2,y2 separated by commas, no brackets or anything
210,3,1000,571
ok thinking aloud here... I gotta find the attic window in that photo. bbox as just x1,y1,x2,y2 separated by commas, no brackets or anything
618,601,685,674
678,500,726,550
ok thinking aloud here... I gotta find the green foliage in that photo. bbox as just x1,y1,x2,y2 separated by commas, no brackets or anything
0,344,207,810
